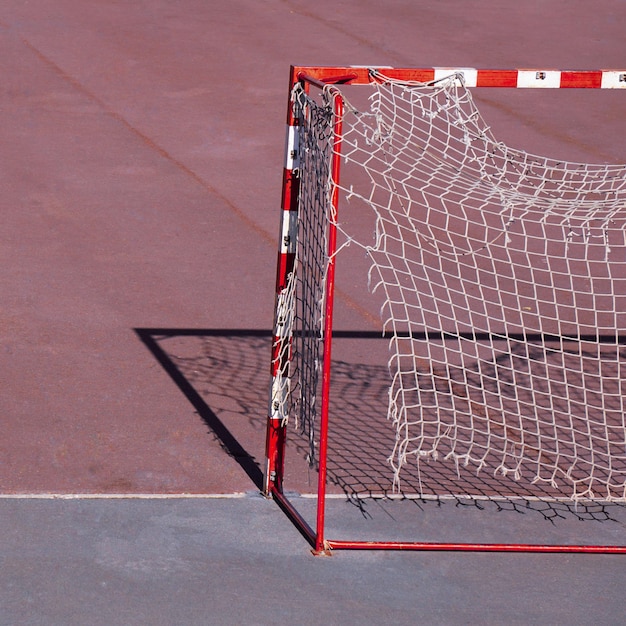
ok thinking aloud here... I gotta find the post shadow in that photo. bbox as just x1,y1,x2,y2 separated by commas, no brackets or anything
134,328,269,491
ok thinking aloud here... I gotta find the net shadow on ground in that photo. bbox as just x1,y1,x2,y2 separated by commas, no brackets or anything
134,328,626,529
134,328,266,491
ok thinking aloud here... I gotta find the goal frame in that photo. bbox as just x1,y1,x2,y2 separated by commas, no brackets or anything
264,65,626,555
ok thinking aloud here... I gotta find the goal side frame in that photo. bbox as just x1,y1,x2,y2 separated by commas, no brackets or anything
264,65,626,555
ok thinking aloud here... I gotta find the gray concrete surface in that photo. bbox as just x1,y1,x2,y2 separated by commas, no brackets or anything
1,495,625,625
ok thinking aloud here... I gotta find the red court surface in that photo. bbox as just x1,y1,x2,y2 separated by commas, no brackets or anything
2,0,624,496
1,1,626,622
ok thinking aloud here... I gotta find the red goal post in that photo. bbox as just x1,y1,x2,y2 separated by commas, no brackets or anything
264,65,626,555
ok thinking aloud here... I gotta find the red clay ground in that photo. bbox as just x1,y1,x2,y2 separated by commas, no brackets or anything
0,0,625,495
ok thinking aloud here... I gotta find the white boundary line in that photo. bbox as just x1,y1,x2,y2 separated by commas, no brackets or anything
0,492,252,500
300,492,621,504
0,492,619,505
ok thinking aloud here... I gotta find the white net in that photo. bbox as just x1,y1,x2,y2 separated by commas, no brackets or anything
270,90,333,465
288,73,626,501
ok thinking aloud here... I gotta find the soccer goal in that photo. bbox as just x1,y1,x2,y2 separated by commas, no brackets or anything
264,65,626,554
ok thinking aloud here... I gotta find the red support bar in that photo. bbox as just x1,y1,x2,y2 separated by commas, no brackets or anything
271,489,319,550
326,539,626,554
313,86,345,555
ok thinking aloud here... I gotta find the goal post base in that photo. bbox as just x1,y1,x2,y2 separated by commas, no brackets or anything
310,544,333,558
325,539,626,554
270,489,626,555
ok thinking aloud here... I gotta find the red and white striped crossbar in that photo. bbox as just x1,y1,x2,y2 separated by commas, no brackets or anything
291,66,626,88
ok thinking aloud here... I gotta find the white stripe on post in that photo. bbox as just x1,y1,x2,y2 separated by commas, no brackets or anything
517,70,561,88
269,373,290,421
280,209,298,255
434,67,478,87
601,71,626,89
284,124,300,170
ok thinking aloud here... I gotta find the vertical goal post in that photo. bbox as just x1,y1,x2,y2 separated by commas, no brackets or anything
264,65,626,555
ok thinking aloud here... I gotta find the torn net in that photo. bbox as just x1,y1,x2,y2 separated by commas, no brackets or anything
289,74,626,500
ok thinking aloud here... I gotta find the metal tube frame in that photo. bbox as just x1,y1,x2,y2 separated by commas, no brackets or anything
265,66,626,555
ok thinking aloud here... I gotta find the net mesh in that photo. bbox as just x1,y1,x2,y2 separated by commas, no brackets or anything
271,89,333,463
284,73,626,501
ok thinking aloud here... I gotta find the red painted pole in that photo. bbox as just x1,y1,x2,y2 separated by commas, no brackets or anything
313,86,345,555
264,66,301,497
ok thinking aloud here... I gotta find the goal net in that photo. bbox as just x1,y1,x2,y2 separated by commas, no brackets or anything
265,66,626,553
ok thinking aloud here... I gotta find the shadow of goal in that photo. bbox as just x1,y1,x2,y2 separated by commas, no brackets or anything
137,328,625,530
